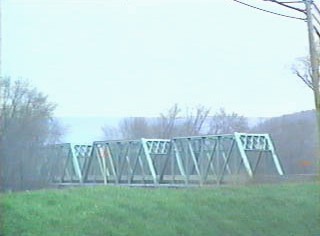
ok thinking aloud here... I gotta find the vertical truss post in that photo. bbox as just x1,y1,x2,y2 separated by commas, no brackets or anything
141,139,158,184
204,139,218,182
120,142,129,183
217,139,235,184
159,143,172,183
81,145,94,183
218,141,232,175
71,145,83,183
94,146,107,184
172,140,187,184
130,144,143,184
171,144,176,182
61,145,71,183
234,133,253,177
126,143,135,184
105,144,118,184
187,139,202,184
252,151,263,175
61,144,80,183
265,134,284,175
199,138,205,180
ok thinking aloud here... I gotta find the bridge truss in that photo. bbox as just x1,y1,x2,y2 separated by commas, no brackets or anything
46,133,284,186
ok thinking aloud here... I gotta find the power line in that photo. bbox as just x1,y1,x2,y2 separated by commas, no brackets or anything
313,13,320,26
263,0,306,13
264,0,320,39
232,0,306,20
314,25,320,38
313,2,320,15
270,0,305,2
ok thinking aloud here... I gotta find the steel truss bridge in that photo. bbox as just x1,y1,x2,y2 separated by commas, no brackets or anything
46,133,284,186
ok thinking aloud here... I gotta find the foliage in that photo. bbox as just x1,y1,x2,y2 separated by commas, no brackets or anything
208,107,249,134
0,78,64,191
292,46,320,162
0,183,319,236
102,104,248,140
292,56,319,90
119,117,152,139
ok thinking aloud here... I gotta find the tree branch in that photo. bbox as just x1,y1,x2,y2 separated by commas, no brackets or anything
293,69,315,90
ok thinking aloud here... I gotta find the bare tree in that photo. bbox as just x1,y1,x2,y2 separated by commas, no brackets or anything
179,105,210,136
102,117,151,140
101,105,249,140
101,104,211,140
208,108,249,135
153,104,181,138
292,45,319,165
292,48,319,91
150,104,210,138
0,78,64,191
101,125,121,140
102,104,181,140
118,117,152,139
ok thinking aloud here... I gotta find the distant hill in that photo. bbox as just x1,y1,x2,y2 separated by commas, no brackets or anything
252,110,317,174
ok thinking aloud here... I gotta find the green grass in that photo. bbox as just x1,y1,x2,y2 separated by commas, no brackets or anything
0,183,319,236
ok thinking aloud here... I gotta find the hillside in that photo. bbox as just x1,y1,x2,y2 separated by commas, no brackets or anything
1,183,319,236
253,110,317,174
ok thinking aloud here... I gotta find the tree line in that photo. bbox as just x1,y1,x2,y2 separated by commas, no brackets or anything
0,77,317,192
102,108,317,175
102,105,249,140
0,78,64,191
253,110,317,175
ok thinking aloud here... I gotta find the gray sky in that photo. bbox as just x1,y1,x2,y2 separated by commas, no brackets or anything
2,0,315,118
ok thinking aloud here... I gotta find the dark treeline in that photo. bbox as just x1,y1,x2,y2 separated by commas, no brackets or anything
0,78,64,192
253,110,317,175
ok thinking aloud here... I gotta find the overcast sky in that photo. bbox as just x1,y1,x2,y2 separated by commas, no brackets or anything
2,0,316,118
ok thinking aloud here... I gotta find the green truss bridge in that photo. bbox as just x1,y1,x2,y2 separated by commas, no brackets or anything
45,133,284,186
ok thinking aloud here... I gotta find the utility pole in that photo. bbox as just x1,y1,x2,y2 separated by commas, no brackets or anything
0,0,2,123
233,0,320,170
305,0,320,105
305,0,320,170
0,0,1,78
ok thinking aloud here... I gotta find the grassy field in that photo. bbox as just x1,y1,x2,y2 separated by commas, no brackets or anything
0,183,319,236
